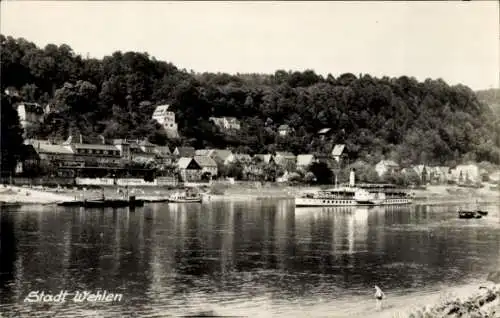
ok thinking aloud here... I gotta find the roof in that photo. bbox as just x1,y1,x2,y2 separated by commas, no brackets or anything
255,154,273,163
35,143,74,155
112,139,130,145
275,151,295,158
378,160,399,167
195,149,215,156
213,149,233,161
296,154,315,166
318,128,331,134
153,104,171,115
72,143,120,151
139,140,155,147
331,144,345,157
177,157,196,169
278,124,290,130
233,154,252,161
155,146,171,154
175,146,196,157
194,155,218,168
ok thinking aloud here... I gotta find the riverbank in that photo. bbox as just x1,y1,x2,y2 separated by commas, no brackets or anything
0,183,497,206
0,185,74,205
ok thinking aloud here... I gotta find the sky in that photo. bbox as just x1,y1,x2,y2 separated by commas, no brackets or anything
1,1,499,91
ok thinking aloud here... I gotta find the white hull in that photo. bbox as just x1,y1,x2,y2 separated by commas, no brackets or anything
295,197,358,207
295,197,412,207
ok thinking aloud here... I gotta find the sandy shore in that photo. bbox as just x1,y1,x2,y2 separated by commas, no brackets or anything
0,185,74,205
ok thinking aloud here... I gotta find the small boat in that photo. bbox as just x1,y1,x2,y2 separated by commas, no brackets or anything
476,209,488,216
458,210,481,219
167,191,202,203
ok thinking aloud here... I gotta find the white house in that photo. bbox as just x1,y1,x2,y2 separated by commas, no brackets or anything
296,154,316,169
331,144,345,162
454,164,480,184
152,104,179,138
209,117,241,130
375,160,400,177
17,102,45,131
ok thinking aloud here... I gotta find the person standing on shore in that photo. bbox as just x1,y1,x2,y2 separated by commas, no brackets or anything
374,285,385,310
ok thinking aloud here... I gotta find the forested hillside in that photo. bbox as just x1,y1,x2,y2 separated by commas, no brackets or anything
477,88,500,118
2,34,500,168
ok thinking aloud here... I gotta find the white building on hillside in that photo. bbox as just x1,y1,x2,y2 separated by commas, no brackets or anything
152,104,179,138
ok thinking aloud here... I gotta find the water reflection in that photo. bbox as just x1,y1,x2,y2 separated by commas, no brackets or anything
0,201,499,317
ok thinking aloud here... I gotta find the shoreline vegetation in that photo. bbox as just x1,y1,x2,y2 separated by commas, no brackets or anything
0,182,498,206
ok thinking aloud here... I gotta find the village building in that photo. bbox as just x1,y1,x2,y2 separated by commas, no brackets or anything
278,124,294,136
209,117,241,130
375,160,400,177
193,155,218,177
16,102,46,133
173,146,196,157
177,157,202,182
331,144,346,162
254,154,275,164
154,146,173,165
152,104,179,138
453,163,480,184
318,128,332,140
296,154,316,170
231,154,252,163
274,152,296,167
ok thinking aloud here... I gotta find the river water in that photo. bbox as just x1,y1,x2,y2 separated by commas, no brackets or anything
0,200,499,317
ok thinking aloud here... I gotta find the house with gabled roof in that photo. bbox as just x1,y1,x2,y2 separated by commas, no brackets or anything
254,154,275,164
152,104,179,138
193,155,218,177
296,154,316,170
375,160,400,177
173,146,196,157
274,151,296,167
331,144,346,162
177,157,202,181
212,149,233,163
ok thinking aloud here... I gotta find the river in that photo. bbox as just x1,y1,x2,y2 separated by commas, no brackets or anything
1,200,499,317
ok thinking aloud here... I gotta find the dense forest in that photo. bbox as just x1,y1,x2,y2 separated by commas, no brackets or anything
2,34,500,175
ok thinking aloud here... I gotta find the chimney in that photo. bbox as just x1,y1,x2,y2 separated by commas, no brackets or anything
349,168,355,187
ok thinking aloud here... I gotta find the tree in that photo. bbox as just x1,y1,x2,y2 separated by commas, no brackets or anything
1,95,24,178
308,162,333,184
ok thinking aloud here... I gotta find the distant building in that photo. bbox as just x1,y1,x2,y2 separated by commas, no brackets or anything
152,104,179,138
173,146,196,157
331,144,345,162
274,152,296,167
318,128,332,140
209,117,241,130
193,155,218,177
177,157,202,182
16,102,45,132
454,164,480,184
231,154,252,163
278,124,293,136
254,154,275,164
375,160,400,177
296,154,316,170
